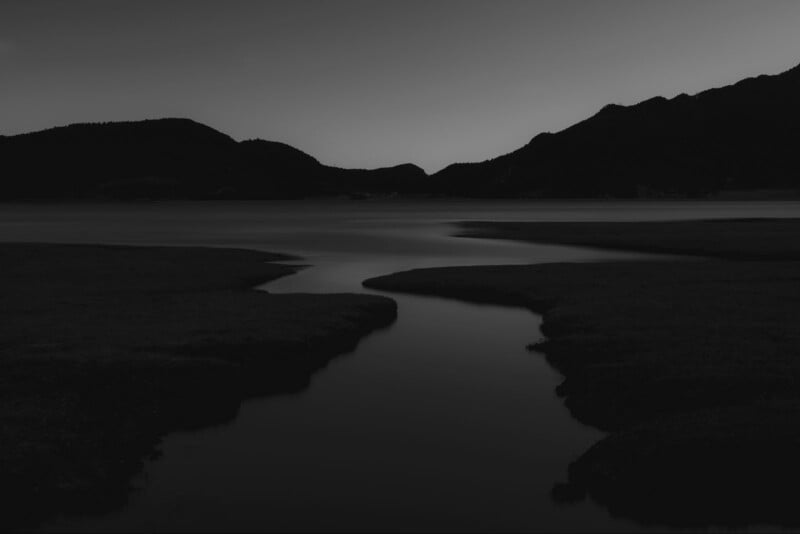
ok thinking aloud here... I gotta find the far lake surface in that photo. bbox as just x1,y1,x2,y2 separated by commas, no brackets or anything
4,200,799,532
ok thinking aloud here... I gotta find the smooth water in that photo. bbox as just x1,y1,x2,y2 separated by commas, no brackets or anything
6,200,799,532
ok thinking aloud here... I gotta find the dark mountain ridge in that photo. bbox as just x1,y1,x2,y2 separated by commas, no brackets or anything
2,61,799,199
432,61,800,197
0,118,427,200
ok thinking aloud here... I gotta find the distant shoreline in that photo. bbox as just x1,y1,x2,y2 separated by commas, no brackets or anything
457,218,800,260
5,195,800,206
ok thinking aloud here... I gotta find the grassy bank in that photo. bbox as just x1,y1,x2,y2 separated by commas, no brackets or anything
0,243,396,529
364,219,800,527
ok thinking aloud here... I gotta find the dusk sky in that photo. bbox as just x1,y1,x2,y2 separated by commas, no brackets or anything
2,0,800,172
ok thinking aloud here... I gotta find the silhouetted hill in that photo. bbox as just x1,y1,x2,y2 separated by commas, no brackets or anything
1,119,238,199
433,62,800,197
0,118,427,200
5,62,800,199
324,163,428,197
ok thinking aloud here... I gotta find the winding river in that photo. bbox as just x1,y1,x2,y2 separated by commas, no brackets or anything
4,200,798,531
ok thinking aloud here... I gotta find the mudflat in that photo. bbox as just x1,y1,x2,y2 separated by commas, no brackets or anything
0,243,396,529
365,219,800,527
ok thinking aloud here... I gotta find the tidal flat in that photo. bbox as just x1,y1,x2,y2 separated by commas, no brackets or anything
0,243,396,530
364,218,800,528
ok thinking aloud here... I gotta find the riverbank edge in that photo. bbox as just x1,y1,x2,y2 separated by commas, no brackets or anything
1,243,397,530
456,218,800,260
364,219,800,527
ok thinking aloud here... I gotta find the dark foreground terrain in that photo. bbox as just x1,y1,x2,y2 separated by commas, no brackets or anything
365,219,800,527
0,244,396,530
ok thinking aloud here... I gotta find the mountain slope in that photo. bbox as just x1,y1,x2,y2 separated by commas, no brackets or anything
1,119,239,199
4,62,799,200
433,62,800,197
0,118,427,199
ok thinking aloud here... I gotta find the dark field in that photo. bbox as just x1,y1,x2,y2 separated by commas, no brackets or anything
0,244,396,529
365,219,800,527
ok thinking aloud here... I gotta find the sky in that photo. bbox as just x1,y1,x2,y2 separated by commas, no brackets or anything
1,1,800,173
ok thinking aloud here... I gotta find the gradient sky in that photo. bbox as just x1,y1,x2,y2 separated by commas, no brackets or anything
2,1,800,172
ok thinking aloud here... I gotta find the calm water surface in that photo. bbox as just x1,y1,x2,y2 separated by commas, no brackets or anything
5,201,798,532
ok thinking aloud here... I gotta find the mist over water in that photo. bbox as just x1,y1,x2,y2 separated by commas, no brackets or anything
9,200,799,531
